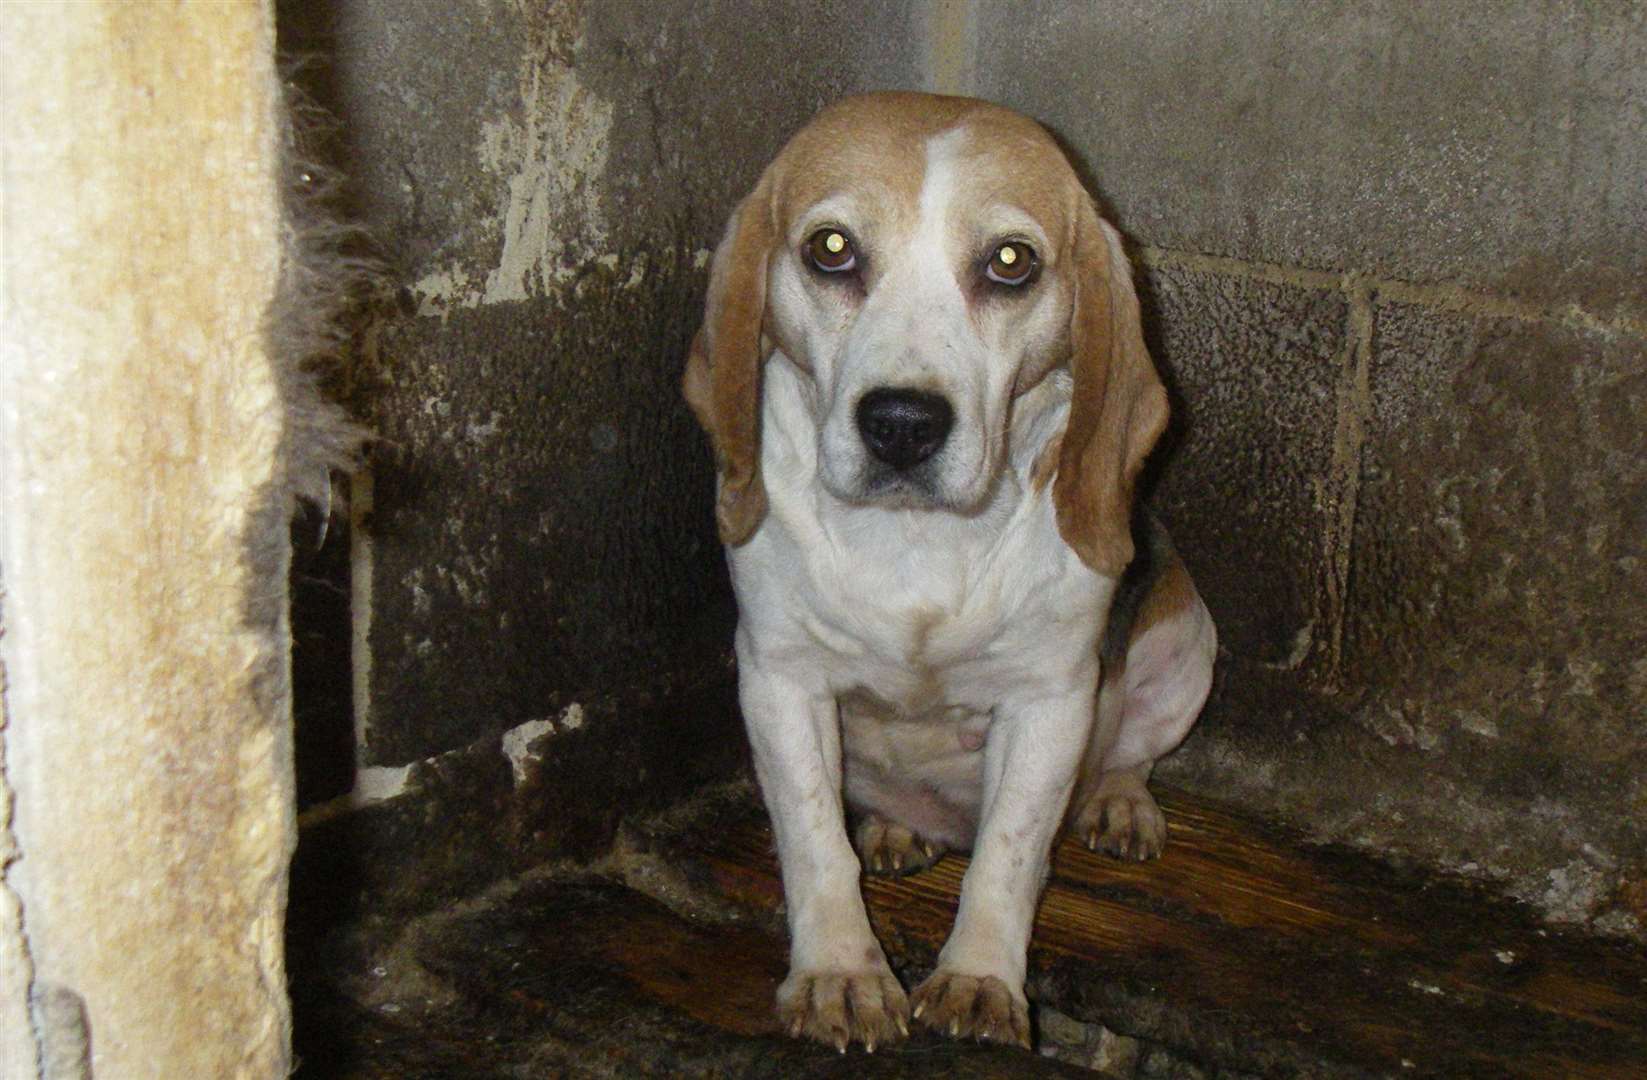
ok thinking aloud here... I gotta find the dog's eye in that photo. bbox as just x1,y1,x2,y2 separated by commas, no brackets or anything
986,241,1036,286
807,228,857,273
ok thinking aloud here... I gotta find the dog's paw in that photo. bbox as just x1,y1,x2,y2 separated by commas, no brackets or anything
776,968,910,1053
853,814,947,877
910,970,1030,1047
1070,782,1167,860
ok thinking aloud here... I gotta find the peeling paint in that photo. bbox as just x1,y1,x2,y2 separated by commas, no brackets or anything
296,763,413,828
356,764,413,804
501,717,555,788
1263,620,1315,672
411,9,614,314
496,704,589,789
478,56,613,304
1532,860,1609,924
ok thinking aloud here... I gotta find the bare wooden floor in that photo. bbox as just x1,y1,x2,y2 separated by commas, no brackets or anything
668,786,1647,1078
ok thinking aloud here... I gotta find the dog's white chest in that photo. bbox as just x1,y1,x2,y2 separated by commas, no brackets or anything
801,563,994,714
735,491,1107,717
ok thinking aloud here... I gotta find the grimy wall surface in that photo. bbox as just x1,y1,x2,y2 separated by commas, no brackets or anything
959,1,1646,935
299,1,1642,936
284,0,947,910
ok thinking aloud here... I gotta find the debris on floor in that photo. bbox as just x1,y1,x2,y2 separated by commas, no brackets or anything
291,784,1647,1078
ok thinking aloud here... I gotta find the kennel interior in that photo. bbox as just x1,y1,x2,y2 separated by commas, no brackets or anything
2,3,1644,1077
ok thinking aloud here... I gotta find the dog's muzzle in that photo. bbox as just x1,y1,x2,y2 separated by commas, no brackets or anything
855,387,954,471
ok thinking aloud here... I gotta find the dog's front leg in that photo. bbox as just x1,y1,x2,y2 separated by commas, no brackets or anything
738,645,910,1052
911,685,1096,1047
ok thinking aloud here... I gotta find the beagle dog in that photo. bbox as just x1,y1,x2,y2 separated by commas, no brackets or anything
684,92,1216,1052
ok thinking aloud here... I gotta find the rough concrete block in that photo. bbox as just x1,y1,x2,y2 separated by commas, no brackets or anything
581,0,929,254
1160,297,1647,937
1141,263,1348,685
308,0,927,766
360,259,732,764
309,0,925,301
1347,301,1646,867
974,1,1647,317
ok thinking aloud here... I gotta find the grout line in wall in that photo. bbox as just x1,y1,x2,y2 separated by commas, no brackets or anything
1140,245,1344,292
1316,281,1376,690
1139,246,1647,338
1374,281,1647,339
348,465,375,782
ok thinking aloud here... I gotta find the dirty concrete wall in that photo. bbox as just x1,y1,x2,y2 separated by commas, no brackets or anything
955,0,1646,935
1,2,303,1075
283,0,938,912
290,1,1643,938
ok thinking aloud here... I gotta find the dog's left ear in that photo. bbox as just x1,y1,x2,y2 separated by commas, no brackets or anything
683,173,777,545
1052,201,1170,577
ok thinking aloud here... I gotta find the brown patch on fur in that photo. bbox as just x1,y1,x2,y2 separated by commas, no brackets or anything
1052,208,1170,577
1030,430,1063,492
902,607,951,713
1099,515,1179,664
908,606,943,653
683,172,777,545
1130,554,1201,646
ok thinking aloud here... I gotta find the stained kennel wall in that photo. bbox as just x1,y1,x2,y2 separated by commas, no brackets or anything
298,1,1644,937
992,4,1647,932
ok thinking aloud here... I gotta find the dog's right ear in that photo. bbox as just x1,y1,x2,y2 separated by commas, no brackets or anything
683,174,776,546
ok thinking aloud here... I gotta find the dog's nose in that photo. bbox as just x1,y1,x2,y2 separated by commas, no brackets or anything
856,387,954,471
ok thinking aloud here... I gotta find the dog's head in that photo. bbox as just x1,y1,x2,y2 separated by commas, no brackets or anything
684,92,1167,575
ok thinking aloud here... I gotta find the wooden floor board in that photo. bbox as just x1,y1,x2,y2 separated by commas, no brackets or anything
664,786,1647,1079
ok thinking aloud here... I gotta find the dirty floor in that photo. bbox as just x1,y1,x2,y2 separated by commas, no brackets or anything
289,785,1647,1079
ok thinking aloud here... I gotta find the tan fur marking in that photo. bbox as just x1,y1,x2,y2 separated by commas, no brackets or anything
1129,554,1202,646
1030,431,1063,492
1051,210,1170,577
